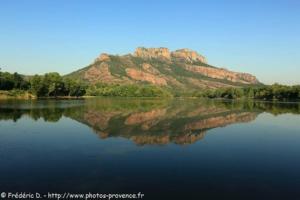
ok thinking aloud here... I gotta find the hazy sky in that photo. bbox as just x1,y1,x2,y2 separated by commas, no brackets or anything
0,0,299,85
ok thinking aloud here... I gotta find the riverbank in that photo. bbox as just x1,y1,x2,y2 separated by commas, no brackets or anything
37,96,93,100
0,90,96,100
0,90,299,102
0,90,36,99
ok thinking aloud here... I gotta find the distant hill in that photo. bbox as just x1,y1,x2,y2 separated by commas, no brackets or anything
65,47,260,90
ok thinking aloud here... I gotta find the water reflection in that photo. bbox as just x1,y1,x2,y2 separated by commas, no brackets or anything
0,98,299,145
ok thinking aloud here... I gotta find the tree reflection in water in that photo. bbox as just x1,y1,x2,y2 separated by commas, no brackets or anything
0,98,299,145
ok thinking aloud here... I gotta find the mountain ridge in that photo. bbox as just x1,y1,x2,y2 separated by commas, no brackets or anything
65,47,260,90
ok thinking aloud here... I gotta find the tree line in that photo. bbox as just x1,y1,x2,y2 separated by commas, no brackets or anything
193,84,300,100
1,71,300,100
86,83,172,97
0,71,87,97
30,73,87,97
0,71,30,90
0,71,171,98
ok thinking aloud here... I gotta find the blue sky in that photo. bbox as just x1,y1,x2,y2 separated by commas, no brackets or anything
0,0,299,85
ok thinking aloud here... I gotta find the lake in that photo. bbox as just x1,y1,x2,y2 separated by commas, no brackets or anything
0,98,300,200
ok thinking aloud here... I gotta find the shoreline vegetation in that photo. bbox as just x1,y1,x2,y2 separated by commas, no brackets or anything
0,90,36,99
0,71,299,101
0,90,93,100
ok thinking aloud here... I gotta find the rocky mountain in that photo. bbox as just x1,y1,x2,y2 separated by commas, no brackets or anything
66,47,260,90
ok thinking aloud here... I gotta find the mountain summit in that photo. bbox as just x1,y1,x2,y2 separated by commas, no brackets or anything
66,47,259,90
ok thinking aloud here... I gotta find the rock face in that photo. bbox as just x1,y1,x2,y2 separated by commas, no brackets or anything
66,47,260,89
184,65,258,84
84,62,124,84
94,53,110,62
134,47,171,60
134,47,207,63
125,68,167,86
171,48,207,63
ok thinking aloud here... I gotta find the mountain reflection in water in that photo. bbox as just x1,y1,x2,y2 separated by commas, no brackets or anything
0,98,299,145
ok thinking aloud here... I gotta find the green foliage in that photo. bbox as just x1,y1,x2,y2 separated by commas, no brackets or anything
193,84,300,101
106,56,127,76
43,72,64,96
0,71,29,90
1,70,299,101
251,84,300,100
193,87,244,99
30,75,48,96
190,60,217,68
0,89,33,99
64,78,87,97
86,83,172,97
1,98,299,125
30,73,87,97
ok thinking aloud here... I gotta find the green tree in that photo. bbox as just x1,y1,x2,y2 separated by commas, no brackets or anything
0,72,14,90
30,75,48,97
64,78,86,97
43,73,64,97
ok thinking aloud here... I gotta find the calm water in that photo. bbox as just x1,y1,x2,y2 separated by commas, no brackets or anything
1,98,300,200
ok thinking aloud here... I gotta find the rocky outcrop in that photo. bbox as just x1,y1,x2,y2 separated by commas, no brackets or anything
237,73,259,84
94,53,110,62
84,66,103,83
125,68,167,86
134,47,171,60
84,63,117,83
184,65,258,84
171,48,207,63
133,47,207,63
185,77,231,89
141,63,160,75
84,62,132,84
